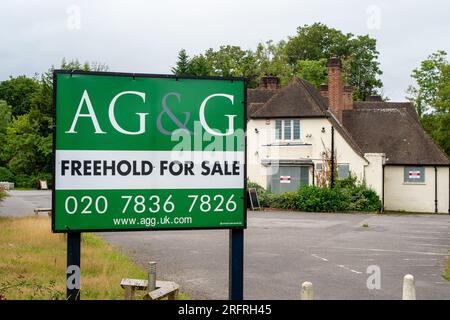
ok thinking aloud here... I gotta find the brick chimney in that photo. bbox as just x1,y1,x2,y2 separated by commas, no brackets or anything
343,85,354,110
326,57,353,122
327,57,344,121
319,84,328,98
260,75,280,90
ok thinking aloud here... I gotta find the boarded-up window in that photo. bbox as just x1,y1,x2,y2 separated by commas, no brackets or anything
337,164,350,179
268,166,309,193
404,166,425,183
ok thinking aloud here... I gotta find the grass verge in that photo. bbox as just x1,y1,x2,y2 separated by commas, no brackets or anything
0,216,189,300
444,255,450,281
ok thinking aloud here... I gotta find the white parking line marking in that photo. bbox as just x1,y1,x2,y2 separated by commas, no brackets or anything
403,258,438,261
337,265,362,274
406,231,450,235
400,236,450,241
394,265,440,267
410,243,449,248
342,253,383,256
312,247,447,256
311,254,328,261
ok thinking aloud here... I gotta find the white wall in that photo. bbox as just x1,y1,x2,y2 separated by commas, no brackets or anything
247,119,449,213
363,153,385,198
247,118,368,189
384,166,449,213
248,119,449,213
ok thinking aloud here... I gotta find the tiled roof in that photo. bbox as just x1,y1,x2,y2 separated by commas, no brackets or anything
342,105,449,165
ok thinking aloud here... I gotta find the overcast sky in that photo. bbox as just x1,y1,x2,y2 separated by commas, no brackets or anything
1,0,449,101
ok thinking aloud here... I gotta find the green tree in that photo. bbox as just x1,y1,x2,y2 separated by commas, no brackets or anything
254,40,294,86
173,24,383,94
436,64,450,113
32,58,110,119
0,100,12,134
0,75,40,116
294,59,327,87
407,50,450,156
187,54,212,76
285,23,351,63
284,23,382,100
1,113,52,176
407,50,448,116
175,46,260,87
0,58,109,180
203,45,259,86
420,113,450,156
0,100,12,166
172,49,190,75
343,35,383,100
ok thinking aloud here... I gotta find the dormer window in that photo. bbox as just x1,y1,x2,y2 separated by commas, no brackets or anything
275,119,300,141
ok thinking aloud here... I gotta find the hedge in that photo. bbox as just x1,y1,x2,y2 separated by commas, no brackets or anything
14,173,52,189
0,167,14,182
248,176,381,212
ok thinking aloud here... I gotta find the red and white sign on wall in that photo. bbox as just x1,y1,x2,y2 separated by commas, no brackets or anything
408,171,421,179
280,176,291,184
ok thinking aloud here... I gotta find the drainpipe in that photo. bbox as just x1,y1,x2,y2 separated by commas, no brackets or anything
312,164,315,186
434,166,438,213
330,126,335,188
381,165,385,213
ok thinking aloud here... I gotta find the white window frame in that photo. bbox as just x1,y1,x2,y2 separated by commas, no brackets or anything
275,119,300,141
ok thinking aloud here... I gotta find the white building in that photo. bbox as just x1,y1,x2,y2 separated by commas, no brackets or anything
246,58,449,213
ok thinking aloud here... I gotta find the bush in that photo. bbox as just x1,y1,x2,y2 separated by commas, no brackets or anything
248,178,381,213
346,186,382,212
14,173,53,189
0,186,6,201
247,181,272,207
14,174,36,188
278,192,298,210
248,181,298,209
0,167,14,182
335,175,358,189
296,186,348,212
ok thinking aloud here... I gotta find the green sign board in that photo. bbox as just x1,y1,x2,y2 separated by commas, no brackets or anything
52,71,246,232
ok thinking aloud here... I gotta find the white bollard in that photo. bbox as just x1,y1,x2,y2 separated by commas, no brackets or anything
402,274,416,300
300,281,314,300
